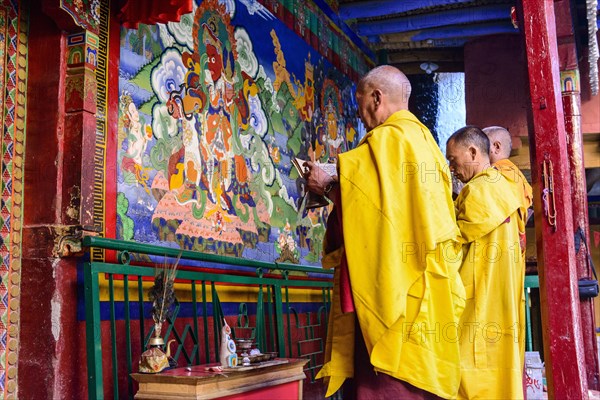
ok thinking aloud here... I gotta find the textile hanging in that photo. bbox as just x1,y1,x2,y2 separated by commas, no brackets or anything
119,0,193,29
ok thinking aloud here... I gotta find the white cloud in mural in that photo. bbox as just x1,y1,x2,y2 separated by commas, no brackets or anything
278,184,297,212
256,65,267,80
219,0,236,17
158,23,176,48
249,136,276,188
239,131,253,151
240,0,274,20
152,104,178,139
151,49,186,103
235,28,259,79
248,94,268,137
166,4,196,50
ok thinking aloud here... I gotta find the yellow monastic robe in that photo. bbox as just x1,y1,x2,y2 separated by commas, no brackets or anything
492,158,531,361
316,110,465,398
455,168,526,400
493,158,533,211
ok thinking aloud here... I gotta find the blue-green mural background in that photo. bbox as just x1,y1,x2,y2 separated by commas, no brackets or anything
117,0,364,266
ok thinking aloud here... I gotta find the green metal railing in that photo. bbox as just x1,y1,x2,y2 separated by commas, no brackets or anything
82,237,333,400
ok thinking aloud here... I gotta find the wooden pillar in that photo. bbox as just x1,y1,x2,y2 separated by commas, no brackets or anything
20,1,104,399
554,0,600,390
562,73,599,391
517,0,589,398
20,5,79,399
65,31,99,230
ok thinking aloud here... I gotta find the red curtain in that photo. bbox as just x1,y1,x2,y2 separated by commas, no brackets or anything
119,0,193,29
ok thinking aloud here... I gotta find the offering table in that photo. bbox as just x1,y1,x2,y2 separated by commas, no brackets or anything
131,358,308,400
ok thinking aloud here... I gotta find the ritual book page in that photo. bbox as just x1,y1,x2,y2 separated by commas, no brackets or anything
292,158,337,210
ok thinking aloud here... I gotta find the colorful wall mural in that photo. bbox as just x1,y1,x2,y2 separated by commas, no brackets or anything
117,0,365,266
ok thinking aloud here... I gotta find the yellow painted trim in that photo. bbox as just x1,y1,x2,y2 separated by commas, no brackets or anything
98,274,325,304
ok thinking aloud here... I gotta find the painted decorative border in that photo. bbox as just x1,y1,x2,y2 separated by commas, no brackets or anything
92,0,110,262
560,69,580,93
0,0,28,397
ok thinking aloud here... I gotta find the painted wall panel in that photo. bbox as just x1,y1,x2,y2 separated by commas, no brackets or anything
117,0,364,266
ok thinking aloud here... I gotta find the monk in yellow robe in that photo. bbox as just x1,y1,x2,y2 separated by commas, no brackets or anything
484,125,533,211
446,125,526,400
305,65,465,399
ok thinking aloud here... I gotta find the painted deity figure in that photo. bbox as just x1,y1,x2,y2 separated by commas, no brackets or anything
276,220,299,263
120,93,152,184
323,95,344,161
162,3,256,220
181,117,204,188
165,92,204,199
201,22,237,210
292,55,315,122
270,29,293,95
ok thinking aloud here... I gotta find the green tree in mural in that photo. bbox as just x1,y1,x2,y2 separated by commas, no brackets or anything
117,192,134,241
271,83,303,155
305,220,325,263
129,24,154,59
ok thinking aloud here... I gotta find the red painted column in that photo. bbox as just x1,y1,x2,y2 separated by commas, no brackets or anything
554,0,600,390
20,2,104,399
563,84,599,390
20,5,78,400
517,0,589,398
564,78,600,390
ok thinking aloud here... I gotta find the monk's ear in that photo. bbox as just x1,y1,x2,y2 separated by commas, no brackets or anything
468,145,478,159
492,140,501,153
373,89,382,107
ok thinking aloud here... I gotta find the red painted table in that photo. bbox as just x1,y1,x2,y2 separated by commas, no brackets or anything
131,358,308,400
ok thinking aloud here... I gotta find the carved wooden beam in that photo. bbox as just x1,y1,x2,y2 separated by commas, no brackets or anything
375,21,518,43
338,0,473,20
386,49,463,64
355,5,511,36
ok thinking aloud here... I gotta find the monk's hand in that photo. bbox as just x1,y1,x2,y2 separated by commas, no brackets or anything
304,161,335,196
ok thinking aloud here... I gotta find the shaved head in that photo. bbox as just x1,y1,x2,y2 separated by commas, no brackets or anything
448,125,490,155
445,125,491,183
358,65,412,107
483,126,512,163
356,65,412,131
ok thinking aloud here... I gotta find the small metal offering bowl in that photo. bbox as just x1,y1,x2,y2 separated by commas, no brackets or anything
234,339,254,350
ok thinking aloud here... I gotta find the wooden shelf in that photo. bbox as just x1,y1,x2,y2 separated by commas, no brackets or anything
132,358,309,400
